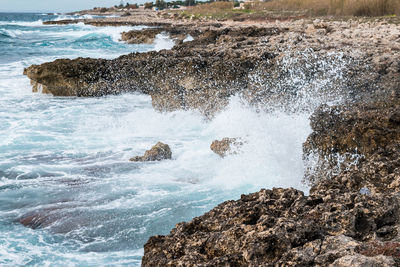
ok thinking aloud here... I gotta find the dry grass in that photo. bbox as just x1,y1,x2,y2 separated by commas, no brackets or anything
251,0,400,16
246,0,330,16
186,2,234,19
175,0,400,20
180,2,255,20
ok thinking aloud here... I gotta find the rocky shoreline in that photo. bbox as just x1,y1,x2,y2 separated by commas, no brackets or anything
142,99,400,266
26,16,399,115
24,11,400,266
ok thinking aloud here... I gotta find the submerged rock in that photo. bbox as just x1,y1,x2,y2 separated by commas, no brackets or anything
18,207,64,229
210,137,243,157
130,142,172,162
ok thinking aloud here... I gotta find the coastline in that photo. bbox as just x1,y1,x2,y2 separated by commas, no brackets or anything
23,9,400,266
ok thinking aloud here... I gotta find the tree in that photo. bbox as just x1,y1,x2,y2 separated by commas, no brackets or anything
184,0,196,6
155,0,167,9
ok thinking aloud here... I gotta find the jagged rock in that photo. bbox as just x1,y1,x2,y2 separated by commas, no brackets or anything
130,142,172,162
210,137,243,157
303,99,400,190
121,12,131,17
25,24,397,116
22,17,400,264
121,28,164,44
331,254,395,267
121,26,199,44
24,26,288,115
142,185,400,266
143,94,400,266
43,19,80,25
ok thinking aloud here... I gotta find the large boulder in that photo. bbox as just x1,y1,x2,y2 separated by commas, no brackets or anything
130,142,172,162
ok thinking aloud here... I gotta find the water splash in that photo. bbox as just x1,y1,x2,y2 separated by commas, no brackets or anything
0,12,362,266
245,49,367,113
153,33,175,51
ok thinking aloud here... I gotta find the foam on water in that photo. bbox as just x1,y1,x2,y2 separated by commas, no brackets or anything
0,12,337,266
53,14,97,21
0,20,44,27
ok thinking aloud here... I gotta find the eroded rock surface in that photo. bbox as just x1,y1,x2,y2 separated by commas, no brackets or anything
210,137,243,157
24,26,290,116
130,142,172,162
25,21,400,116
142,184,400,266
120,26,200,44
303,99,400,192
23,16,400,265
143,99,400,266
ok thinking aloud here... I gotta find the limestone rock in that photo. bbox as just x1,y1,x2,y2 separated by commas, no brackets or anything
130,142,172,162
143,96,400,266
142,185,400,266
25,23,399,117
121,28,163,44
210,137,243,157
303,100,400,191
331,254,395,267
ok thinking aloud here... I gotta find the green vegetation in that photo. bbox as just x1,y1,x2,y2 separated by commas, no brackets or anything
144,2,153,9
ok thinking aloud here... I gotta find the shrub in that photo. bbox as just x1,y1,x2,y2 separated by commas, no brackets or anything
144,2,154,9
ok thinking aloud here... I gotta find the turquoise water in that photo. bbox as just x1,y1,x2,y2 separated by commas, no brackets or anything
0,13,310,266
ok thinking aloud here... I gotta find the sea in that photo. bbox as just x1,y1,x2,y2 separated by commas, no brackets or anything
0,12,311,266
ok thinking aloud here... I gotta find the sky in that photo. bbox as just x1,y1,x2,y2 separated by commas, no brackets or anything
0,0,142,13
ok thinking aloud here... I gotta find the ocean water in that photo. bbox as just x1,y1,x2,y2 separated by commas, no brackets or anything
0,13,312,266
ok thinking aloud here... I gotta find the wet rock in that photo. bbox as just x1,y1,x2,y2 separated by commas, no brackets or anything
130,142,172,162
142,185,400,266
43,19,80,25
33,17,400,116
303,100,400,191
121,28,164,44
26,24,396,116
143,94,400,266
121,26,199,44
210,137,243,157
